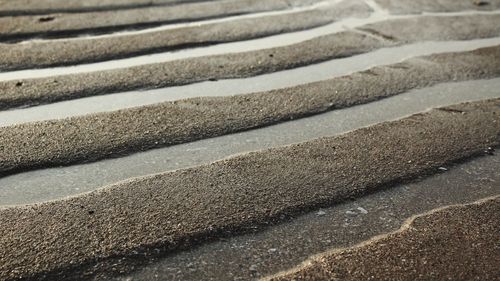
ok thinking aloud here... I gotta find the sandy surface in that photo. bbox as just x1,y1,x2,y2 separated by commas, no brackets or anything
1,46,500,176
374,0,500,14
0,0,371,71
0,31,387,108
1,1,498,280
360,14,500,42
119,154,500,280
2,14,500,108
0,0,318,42
0,99,498,280
1,39,499,123
0,0,215,16
1,78,499,205
4,7,500,72
269,196,500,281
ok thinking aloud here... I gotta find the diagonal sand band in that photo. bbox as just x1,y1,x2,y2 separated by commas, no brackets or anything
0,0,371,71
0,99,499,280
2,13,500,109
0,0,216,16
374,0,500,15
26,0,337,43
1,11,498,75
1,77,499,206
120,154,500,281
1,46,500,176
1,38,498,124
0,0,322,42
267,196,500,281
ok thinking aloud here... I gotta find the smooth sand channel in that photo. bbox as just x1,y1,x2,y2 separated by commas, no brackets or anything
115,154,500,280
2,38,500,126
1,78,499,206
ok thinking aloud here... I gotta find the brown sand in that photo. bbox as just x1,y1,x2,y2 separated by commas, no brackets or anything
1,46,500,176
268,196,500,281
0,0,318,42
2,14,500,108
0,99,498,280
0,0,371,70
374,0,500,14
0,0,213,16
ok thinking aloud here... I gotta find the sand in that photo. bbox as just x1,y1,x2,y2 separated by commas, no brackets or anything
2,78,499,205
0,0,371,70
2,14,500,108
1,46,500,175
269,196,500,281
0,0,216,16
374,0,500,14
0,0,318,42
0,99,499,280
119,154,500,280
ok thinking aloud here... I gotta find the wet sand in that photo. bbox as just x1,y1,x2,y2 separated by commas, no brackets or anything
0,0,371,70
0,0,319,42
2,38,500,123
2,13,500,108
374,0,500,14
269,196,500,281
0,0,216,16
1,1,499,280
119,154,500,280
1,78,499,206
0,99,498,280
1,46,500,176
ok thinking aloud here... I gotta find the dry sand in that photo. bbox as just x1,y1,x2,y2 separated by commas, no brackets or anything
0,99,498,280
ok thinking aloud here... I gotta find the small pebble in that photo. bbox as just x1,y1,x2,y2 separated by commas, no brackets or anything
357,207,368,214
438,167,448,171
316,210,326,216
346,210,357,216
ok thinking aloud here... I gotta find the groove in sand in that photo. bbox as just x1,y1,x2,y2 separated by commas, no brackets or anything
373,0,500,15
2,12,500,110
2,9,499,79
118,154,500,281
12,0,332,43
1,78,499,206
266,196,500,281
1,37,499,123
0,0,217,16
1,45,499,176
0,0,373,72
0,99,498,280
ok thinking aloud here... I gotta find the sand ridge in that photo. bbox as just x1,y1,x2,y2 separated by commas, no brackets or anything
267,196,500,281
1,46,500,176
0,0,321,42
2,13,500,108
0,0,372,71
0,0,218,16
0,99,498,280
374,0,500,14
